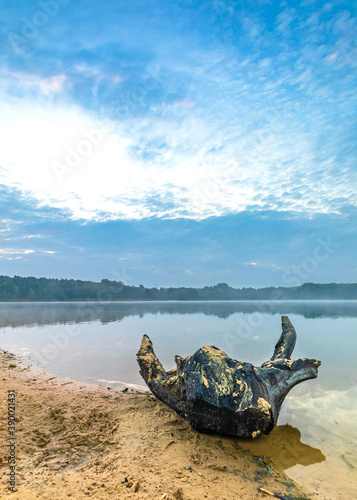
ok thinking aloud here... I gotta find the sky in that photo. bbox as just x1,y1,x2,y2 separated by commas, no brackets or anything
0,0,356,288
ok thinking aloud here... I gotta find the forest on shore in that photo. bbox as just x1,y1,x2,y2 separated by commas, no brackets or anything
0,275,356,301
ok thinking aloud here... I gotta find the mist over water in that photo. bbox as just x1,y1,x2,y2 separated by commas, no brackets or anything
1,300,357,329
1,300,356,498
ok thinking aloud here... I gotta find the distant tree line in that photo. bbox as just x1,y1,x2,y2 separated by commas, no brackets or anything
0,275,356,301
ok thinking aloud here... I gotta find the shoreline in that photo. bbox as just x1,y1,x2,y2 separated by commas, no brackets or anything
0,349,315,499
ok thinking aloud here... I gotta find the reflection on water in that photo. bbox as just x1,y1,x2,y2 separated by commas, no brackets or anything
0,300,356,499
278,385,357,499
0,300,357,329
239,424,326,470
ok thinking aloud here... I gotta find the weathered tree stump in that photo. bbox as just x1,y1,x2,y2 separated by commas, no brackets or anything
137,316,321,438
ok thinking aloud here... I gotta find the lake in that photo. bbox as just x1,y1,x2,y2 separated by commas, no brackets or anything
1,301,356,499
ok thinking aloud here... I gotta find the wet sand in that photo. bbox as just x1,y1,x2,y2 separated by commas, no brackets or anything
238,397,357,500
1,349,316,500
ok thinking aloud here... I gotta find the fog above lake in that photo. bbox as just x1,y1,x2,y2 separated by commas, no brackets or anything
1,300,357,329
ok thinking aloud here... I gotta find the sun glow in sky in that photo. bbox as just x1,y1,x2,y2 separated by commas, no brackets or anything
0,0,356,287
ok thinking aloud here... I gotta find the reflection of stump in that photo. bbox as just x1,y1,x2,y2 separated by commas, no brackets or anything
137,316,321,438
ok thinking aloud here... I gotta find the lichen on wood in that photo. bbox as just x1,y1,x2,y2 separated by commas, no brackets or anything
136,316,321,438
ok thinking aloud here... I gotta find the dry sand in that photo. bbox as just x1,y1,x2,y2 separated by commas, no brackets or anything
0,349,315,499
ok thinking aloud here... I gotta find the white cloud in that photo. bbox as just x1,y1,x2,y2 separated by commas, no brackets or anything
0,219,23,233
0,86,355,221
4,234,43,241
243,262,283,270
0,248,34,255
3,71,67,96
40,74,67,95
0,247,56,259
282,386,357,451
0,248,34,260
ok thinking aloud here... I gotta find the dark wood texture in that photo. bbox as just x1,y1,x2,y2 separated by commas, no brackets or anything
137,316,321,438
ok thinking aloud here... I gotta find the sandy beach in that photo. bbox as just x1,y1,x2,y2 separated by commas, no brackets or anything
0,349,316,500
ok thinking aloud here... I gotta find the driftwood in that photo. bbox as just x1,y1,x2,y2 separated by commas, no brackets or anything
136,316,321,438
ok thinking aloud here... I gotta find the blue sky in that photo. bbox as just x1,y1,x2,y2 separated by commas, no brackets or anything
0,0,356,287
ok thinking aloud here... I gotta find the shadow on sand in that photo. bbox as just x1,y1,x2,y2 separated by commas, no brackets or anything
238,423,326,471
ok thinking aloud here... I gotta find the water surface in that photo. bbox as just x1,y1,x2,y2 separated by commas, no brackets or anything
1,301,356,499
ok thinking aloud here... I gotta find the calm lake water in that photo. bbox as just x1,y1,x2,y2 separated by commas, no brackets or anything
1,301,356,499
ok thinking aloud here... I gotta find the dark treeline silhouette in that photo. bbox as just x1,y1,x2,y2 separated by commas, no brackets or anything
0,275,356,302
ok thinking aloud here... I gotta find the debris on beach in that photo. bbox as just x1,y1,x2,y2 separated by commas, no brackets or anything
137,316,321,438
